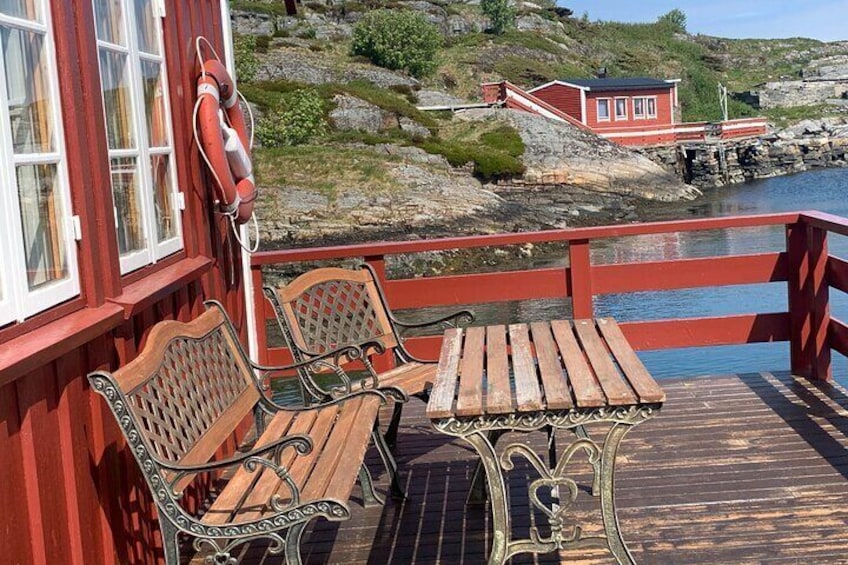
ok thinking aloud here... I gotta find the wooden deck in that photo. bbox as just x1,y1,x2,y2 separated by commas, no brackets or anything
202,371,848,564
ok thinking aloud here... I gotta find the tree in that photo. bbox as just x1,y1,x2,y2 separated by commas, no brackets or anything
657,9,687,33
481,0,516,35
351,10,442,78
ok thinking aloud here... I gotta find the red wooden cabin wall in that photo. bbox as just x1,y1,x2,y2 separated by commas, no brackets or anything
531,83,584,122
0,1,249,564
586,88,674,129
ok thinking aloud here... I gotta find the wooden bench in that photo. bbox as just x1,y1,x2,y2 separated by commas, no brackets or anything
264,264,473,448
88,301,401,565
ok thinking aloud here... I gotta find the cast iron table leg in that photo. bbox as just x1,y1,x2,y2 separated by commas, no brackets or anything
599,422,637,565
464,430,510,565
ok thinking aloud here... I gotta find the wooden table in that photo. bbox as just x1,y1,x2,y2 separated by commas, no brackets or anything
426,318,665,565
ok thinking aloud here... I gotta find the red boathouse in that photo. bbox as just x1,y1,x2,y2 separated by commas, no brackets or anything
482,79,768,146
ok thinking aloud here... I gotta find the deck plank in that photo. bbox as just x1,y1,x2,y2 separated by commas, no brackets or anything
193,371,848,565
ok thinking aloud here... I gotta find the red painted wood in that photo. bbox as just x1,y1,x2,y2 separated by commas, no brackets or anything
829,318,848,358
251,213,800,265
569,240,593,318
0,382,33,564
809,227,831,380
107,257,212,318
0,304,124,388
253,266,270,365
618,313,791,350
827,255,848,294
787,223,811,377
585,87,674,130
593,253,788,294
383,267,569,309
801,210,848,237
528,83,583,121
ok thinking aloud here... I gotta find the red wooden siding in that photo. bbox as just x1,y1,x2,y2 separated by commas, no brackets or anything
0,1,249,564
585,88,674,130
531,83,584,122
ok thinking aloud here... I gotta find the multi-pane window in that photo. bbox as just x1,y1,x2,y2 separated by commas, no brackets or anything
0,0,79,325
614,97,628,120
597,98,610,121
94,0,181,274
633,96,657,119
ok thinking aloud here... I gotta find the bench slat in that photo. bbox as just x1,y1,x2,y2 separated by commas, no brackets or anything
510,324,544,412
551,320,605,408
426,328,463,418
324,396,381,502
202,410,300,526
530,322,573,410
597,318,666,403
574,320,637,405
456,326,485,416
485,325,512,414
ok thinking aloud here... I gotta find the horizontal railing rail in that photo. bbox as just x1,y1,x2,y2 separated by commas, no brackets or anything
252,211,847,381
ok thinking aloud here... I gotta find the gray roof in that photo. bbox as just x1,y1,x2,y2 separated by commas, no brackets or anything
561,77,674,91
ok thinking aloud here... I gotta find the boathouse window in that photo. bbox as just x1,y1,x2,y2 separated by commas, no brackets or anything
0,0,81,325
614,97,628,120
646,97,657,118
632,96,656,119
94,0,182,274
597,98,610,121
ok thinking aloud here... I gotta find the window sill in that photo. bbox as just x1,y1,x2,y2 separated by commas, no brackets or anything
0,302,125,388
107,256,213,319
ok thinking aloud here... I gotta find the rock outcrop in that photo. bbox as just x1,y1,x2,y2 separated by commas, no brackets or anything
462,108,700,201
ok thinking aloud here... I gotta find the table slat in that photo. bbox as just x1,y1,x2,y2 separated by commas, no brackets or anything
456,326,486,416
509,324,544,411
427,328,464,418
550,320,605,407
530,321,573,409
573,319,637,405
485,325,512,414
597,318,666,403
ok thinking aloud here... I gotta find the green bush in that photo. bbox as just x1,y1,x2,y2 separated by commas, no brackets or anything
233,34,259,83
419,133,525,181
256,89,328,147
351,10,442,78
254,35,271,53
657,9,687,33
481,0,515,35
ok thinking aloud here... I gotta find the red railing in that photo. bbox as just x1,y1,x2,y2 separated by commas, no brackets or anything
251,211,847,381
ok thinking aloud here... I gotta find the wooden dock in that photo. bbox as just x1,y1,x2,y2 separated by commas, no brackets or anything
195,371,848,564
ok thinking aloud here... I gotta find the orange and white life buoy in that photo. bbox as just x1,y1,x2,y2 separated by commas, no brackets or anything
195,58,256,225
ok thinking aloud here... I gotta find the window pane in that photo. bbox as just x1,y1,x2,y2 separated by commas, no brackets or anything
17,164,68,290
141,60,167,147
616,99,627,117
647,98,656,117
93,0,125,45
2,26,54,154
151,154,175,242
598,100,609,119
133,0,158,55
0,0,39,21
110,156,145,254
634,98,644,116
98,49,135,149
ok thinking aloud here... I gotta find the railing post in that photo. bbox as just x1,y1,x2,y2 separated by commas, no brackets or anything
787,222,831,381
569,239,594,319
251,264,269,366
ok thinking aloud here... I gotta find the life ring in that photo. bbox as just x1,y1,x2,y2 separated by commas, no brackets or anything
195,59,256,224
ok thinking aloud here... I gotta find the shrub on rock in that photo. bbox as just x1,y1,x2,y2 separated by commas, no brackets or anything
351,10,442,78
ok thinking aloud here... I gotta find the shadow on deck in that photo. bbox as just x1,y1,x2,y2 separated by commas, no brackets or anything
212,372,848,564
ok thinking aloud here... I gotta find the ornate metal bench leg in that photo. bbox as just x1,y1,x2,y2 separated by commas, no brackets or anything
467,429,506,505
384,402,404,451
358,463,385,507
284,522,307,565
575,425,601,496
599,423,637,565
371,424,406,500
159,519,180,565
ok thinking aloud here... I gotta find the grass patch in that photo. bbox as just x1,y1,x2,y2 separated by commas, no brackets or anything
419,123,525,180
230,0,291,17
254,145,400,199
763,104,837,128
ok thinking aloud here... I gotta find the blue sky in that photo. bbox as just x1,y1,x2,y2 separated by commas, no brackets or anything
562,1,848,42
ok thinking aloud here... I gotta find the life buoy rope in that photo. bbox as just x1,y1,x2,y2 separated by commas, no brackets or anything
192,36,260,253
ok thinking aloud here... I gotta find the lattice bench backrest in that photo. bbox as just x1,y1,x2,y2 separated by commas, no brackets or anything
107,305,260,465
274,267,398,362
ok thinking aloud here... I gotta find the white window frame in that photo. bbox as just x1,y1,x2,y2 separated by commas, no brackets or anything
614,97,628,121
596,98,611,122
0,2,80,324
633,97,646,119
646,96,657,119
94,0,182,274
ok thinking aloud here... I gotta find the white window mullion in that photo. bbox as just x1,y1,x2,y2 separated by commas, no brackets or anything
0,30,20,326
